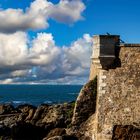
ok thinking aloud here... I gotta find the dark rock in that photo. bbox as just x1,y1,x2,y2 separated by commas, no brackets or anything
41,103,75,128
0,136,12,140
0,105,4,115
32,104,49,125
44,136,63,140
67,128,91,140
17,104,36,122
42,105,65,126
79,136,92,140
112,125,140,140
46,128,66,139
0,104,17,115
0,125,10,136
62,135,78,140
43,135,78,140
11,122,46,140
32,105,49,124
1,115,19,127
0,102,76,140
17,104,36,114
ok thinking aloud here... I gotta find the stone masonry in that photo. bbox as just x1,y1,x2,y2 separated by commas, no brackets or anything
89,35,140,140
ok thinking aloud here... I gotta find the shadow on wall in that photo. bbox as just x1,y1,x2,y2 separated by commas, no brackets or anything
101,45,121,70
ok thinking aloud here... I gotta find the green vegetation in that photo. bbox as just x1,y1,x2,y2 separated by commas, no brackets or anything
66,102,75,119
71,101,75,108
86,76,97,95
92,76,97,94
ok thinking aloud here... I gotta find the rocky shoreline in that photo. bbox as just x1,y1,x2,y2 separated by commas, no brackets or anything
0,102,81,140
0,79,97,140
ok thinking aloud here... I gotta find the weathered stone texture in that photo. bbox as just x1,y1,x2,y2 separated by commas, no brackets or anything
97,46,140,139
72,78,97,126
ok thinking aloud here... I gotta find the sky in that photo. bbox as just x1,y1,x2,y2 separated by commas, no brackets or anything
0,0,139,84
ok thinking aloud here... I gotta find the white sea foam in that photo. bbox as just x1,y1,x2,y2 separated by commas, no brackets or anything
68,92,78,95
12,101,26,104
44,100,53,104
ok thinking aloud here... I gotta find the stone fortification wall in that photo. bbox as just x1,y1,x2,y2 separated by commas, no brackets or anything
96,45,140,139
73,35,140,140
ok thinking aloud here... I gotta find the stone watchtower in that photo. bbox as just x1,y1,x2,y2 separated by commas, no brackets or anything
89,35,140,139
89,35,120,80
73,34,140,139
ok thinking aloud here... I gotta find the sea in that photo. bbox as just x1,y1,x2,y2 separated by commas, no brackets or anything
0,84,83,106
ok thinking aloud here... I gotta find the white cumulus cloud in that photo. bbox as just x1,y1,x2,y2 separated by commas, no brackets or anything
30,33,60,65
0,0,85,33
0,32,28,66
0,32,92,84
48,0,85,24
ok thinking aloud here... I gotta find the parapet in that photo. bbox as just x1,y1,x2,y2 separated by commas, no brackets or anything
120,43,140,47
90,35,140,80
90,35,120,80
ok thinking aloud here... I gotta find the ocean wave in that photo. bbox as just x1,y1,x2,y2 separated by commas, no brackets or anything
43,100,53,104
68,92,78,95
12,101,26,104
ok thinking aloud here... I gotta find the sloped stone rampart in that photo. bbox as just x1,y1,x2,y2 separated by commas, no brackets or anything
72,78,97,126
